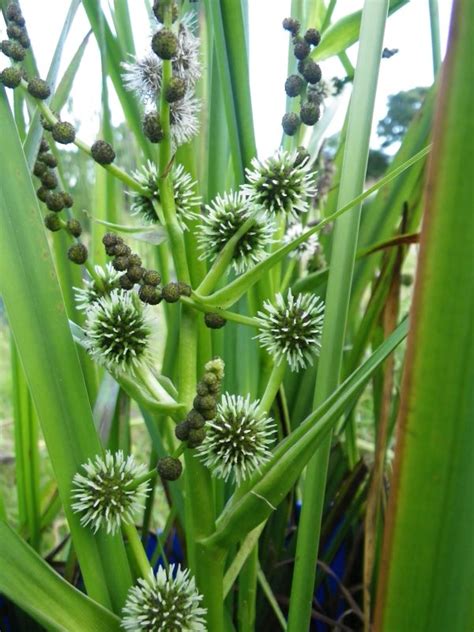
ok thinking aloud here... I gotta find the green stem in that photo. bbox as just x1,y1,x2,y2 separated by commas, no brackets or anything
428,0,442,76
257,565,287,631
181,296,260,328
122,522,151,579
142,447,158,547
150,506,177,568
126,469,157,492
287,2,390,630
238,545,258,632
257,361,287,416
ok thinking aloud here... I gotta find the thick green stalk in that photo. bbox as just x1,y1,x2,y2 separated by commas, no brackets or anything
375,1,474,628
428,0,442,76
287,2,389,630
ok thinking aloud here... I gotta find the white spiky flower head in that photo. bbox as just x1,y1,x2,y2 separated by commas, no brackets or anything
197,393,276,485
74,263,124,312
283,222,320,261
256,290,325,372
197,191,274,274
72,450,149,535
122,565,206,631
130,160,200,229
84,289,154,373
243,148,317,219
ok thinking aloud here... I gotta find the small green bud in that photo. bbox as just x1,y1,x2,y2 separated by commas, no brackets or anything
282,17,300,35
113,243,131,257
45,191,65,212
196,382,209,396
204,312,227,329
27,77,50,99
67,243,88,265
44,212,62,232
282,112,300,136
62,192,74,208
41,115,54,131
153,1,178,23
143,111,164,144
204,357,225,381
66,219,82,237
6,3,22,21
41,171,58,190
304,28,321,47
1,39,25,62
187,427,206,449
298,59,322,85
33,161,47,178
202,371,218,389
294,146,310,167
157,456,182,481
187,409,205,429
102,232,120,247
112,256,130,272
401,273,413,286
143,269,161,286
294,37,311,61
201,406,217,421
0,65,21,88
36,186,49,202
285,74,304,97
165,76,186,103
6,24,22,40
119,274,134,290
161,282,180,303
193,394,216,412
139,284,162,305
39,153,57,168
18,31,30,49
52,121,76,144
127,265,145,282
300,102,321,126
177,282,192,297
151,28,178,60
91,139,115,165
128,254,143,267
175,421,190,441
38,138,49,153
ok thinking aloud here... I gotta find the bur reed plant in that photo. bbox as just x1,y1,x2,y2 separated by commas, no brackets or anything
0,0,472,631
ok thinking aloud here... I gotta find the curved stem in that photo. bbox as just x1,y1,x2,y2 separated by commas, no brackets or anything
181,296,260,328
122,522,151,579
257,361,287,416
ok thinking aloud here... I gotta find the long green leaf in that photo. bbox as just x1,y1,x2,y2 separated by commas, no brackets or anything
0,521,121,632
375,1,474,628
0,87,132,612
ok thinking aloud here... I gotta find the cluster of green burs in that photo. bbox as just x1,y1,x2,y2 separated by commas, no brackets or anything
142,1,185,144
282,17,323,136
102,232,192,307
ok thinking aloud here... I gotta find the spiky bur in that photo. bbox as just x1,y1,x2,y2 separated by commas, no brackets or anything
283,222,320,261
84,289,153,372
197,191,274,274
197,394,276,485
243,149,317,219
130,161,200,229
122,565,206,631
256,289,325,372
72,450,149,535
74,263,123,311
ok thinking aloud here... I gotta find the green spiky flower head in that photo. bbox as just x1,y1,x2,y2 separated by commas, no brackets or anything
74,263,123,312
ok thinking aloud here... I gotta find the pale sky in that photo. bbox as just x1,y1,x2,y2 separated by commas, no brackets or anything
6,1,453,156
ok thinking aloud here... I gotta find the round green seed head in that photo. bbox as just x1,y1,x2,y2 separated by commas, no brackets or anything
175,420,190,441
127,265,144,282
119,274,134,290
128,254,143,267
151,28,178,60
294,146,310,167
165,76,186,103
193,394,216,412
44,212,62,232
52,121,76,144
41,115,54,131
282,112,300,136
67,243,88,264
153,1,178,23
299,59,322,85
6,24,22,40
282,17,300,35
113,243,131,257
187,427,206,449
41,171,58,190
204,312,227,330
39,153,58,168
161,282,180,303
18,31,30,49
66,219,82,237
157,456,182,481
36,186,49,202
285,74,304,97
143,269,161,286
45,191,65,212
201,406,217,421
202,371,218,389
102,232,120,247
91,139,116,165
304,28,321,47
300,102,321,126
6,3,22,21
177,282,192,297
293,37,311,61
196,381,210,396
143,111,164,144
1,39,25,62
138,284,162,305
38,138,49,153
27,77,50,99
112,255,129,272
62,192,74,208
0,65,21,88
33,161,47,178
187,409,205,430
